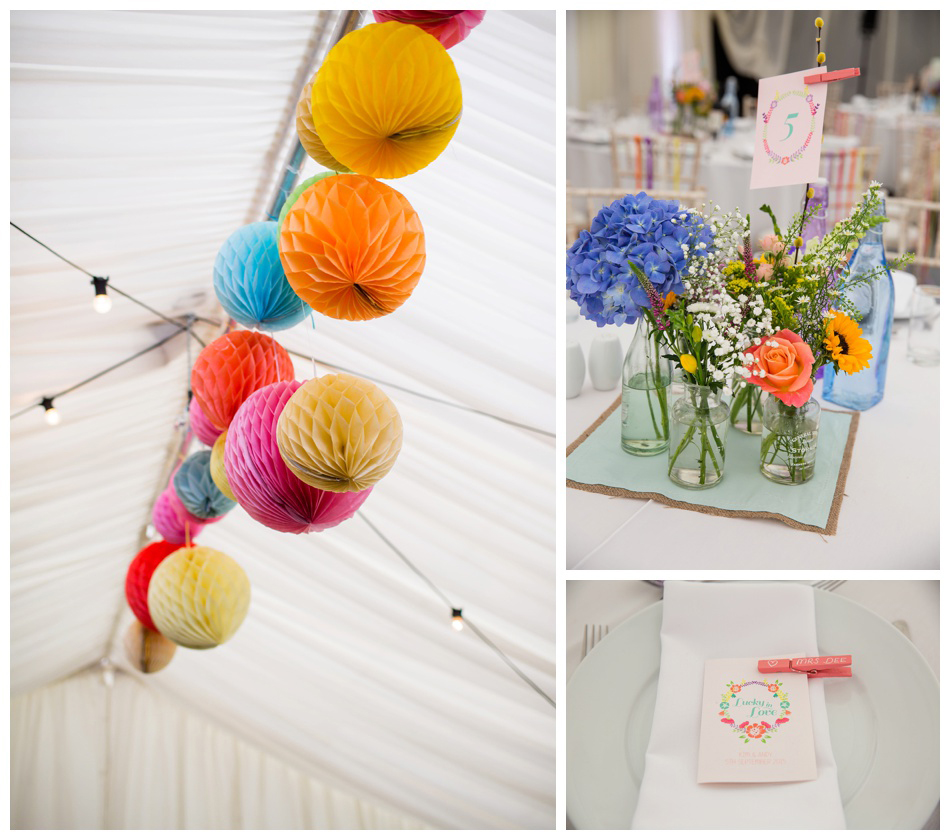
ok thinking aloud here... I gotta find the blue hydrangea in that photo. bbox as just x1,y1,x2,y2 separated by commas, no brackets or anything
566,192,713,327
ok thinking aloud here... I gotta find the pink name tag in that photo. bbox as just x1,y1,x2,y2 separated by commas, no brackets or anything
697,657,818,784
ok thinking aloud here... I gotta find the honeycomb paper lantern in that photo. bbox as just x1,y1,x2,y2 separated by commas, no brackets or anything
276,373,403,493
277,172,338,233
147,546,251,650
312,22,463,178
279,175,425,321
372,10,486,49
189,396,221,447
174,450,237,520
210,432,236,502
191,330,295,430
126,540,186,632
296,77,352,172
152,489,206,544
226,381,372,533
213,221,310,331
124,620,177,674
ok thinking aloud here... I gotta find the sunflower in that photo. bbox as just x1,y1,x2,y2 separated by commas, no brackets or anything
824,310,872,373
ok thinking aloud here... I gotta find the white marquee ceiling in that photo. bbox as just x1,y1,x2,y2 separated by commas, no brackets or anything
10,10,555,829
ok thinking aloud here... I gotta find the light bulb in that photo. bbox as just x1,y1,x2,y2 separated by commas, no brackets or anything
451,608,464,631
40,398,60,425
93,293,112,314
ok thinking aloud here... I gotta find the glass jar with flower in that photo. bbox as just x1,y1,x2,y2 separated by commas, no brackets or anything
566,192,710,459
743,330,820,484
650,205,765,490
734,183,913,485
621,318,671,455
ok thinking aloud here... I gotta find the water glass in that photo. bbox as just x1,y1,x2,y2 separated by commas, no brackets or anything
908,285,939,366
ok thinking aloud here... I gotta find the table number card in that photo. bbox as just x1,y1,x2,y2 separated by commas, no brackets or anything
698,657,817,784
750,67,828,190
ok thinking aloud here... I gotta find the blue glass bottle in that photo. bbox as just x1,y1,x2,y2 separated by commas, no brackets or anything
822,201,894,410
803,180,829,382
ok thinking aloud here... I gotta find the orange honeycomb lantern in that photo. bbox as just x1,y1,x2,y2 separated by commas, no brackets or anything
279,175,425,321
191,331,295,431
312,22,463,179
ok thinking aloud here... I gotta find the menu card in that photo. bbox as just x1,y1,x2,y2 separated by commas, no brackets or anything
698,657,817,784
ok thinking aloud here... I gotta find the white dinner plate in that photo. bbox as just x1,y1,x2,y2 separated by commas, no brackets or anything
567,590,939,829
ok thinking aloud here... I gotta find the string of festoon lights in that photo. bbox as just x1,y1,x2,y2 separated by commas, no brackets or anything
13,10,553,709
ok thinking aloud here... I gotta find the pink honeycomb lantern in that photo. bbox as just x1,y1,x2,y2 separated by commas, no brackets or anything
224,381,372,534
372,10,486,49
189,396,221,447
151,488,206,544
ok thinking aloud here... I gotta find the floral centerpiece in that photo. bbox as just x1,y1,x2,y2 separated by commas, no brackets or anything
567,193,771,488
672,81,714,135
729,181,914,483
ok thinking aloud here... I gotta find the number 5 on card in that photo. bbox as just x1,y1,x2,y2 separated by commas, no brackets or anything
750,67,828,190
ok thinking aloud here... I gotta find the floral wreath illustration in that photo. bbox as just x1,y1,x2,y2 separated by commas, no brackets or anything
719,679,791,743
761,87,820,166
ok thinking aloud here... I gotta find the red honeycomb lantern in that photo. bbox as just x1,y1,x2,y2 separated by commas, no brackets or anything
125,540,186,632
191,330,294,430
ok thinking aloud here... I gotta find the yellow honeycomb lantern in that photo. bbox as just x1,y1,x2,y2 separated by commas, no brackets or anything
147,546,251,650
311,22,463,178
210,431,236,502
276,373,403,493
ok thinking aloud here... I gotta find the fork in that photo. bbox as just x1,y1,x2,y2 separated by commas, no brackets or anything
813,580,846,592
583,624,609,659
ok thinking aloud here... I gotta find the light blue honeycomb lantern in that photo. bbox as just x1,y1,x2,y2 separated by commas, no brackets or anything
213,221,310,331
173,451,237,521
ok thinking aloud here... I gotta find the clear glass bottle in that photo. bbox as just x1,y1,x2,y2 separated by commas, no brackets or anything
668,383,729,489
620,320,671,456
823,200,894,410
760,395,821,485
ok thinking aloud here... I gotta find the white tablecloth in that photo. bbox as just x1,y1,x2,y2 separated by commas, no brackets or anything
566,315,939,570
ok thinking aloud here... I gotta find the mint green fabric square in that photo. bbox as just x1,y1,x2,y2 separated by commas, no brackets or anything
567,402,857,531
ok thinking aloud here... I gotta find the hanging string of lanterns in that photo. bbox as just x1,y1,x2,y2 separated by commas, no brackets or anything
14,13,551,705
124,11,481,672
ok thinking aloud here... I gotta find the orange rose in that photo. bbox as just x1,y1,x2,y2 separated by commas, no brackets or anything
745,329,815,407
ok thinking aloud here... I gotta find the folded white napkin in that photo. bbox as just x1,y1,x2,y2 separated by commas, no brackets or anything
631,582,846,829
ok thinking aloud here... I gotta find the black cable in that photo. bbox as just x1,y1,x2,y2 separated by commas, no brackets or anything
287,350,555,438
10,221,97,277
358,512,454,610
107,284,206,347
465,618,556,709
358,511,556,709
11,224,553,437
10,325,188,419
11,222,207,346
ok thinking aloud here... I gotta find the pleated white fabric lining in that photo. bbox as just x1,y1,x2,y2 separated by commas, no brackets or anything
11,10,555,829
12,670,433,829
